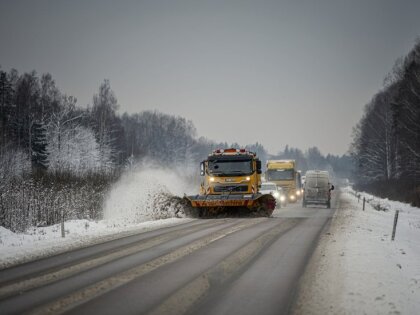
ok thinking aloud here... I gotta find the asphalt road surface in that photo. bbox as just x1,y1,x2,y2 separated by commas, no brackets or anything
0,194,338,315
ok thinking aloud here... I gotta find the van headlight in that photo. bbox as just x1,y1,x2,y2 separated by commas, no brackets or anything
273,191,279,198
209,177,215,182
280,195,286,202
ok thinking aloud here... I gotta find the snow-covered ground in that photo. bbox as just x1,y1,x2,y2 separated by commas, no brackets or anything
0,218,192,270
0,167,196,270
293,187,420,315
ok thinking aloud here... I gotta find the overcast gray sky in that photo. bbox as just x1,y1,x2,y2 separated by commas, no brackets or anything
1,0,419,155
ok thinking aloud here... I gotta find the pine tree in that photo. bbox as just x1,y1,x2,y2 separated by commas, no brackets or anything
0,71,15,148
31,121,48,170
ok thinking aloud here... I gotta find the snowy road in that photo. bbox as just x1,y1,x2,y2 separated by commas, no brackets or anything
0,197,337,315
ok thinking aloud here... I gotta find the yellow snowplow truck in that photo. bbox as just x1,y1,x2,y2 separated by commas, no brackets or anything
184,148,276,217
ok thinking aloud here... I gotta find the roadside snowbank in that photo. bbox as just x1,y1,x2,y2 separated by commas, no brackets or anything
293,187,420,315
0,218,192,270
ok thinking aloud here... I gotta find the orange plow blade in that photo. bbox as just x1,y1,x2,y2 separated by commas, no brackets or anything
184,193,276,217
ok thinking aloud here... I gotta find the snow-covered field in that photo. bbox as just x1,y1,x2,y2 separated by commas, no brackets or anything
294,187,420,315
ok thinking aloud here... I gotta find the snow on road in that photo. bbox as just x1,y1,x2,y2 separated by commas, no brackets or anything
293,187,420,315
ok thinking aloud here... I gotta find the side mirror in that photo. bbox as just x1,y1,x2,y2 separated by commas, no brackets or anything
256,160,262,174
330,184,335,191
200,162,205,176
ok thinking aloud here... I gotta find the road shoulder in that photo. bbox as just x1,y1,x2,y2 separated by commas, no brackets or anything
290,192,346,314
291,188,420,315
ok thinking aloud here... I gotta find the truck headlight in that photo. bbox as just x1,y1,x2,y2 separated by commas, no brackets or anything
280,195,286,202
210,177,215,182
290,195,296,200
273,191,279,198
296,190,301,196
246,176,251,181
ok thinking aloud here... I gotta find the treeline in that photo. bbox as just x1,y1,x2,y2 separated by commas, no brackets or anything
0,69,127,231
0,70,204,174
351,40,420,206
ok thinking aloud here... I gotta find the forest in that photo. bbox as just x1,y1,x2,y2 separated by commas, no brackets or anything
0,66,351,232
351,40,420,206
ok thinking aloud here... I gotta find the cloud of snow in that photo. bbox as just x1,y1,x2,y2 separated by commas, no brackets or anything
103,162,197,224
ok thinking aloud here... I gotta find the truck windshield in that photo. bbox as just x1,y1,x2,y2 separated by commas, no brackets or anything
208,160,253,176
266,169,294,180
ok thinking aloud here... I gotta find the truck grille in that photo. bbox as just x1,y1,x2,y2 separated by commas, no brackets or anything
213,185,249,193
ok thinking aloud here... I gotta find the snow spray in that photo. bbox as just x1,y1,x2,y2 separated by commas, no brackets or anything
103,162,197,224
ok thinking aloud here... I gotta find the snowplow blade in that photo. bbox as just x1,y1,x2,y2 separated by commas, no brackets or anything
183,193,276,217
185,194,259,207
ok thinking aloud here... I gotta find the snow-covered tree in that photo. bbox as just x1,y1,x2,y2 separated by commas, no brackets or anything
0,70,15,149
47,124,103,175
90,79,122,168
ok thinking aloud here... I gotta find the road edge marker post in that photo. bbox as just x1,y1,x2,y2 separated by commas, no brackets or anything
61,208,65,238
391,210,400,241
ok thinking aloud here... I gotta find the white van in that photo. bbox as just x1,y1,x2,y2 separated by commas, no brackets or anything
302,170,334,208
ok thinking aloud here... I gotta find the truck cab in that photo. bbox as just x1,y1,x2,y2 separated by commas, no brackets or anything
265,160,301,202
200,148,262,196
